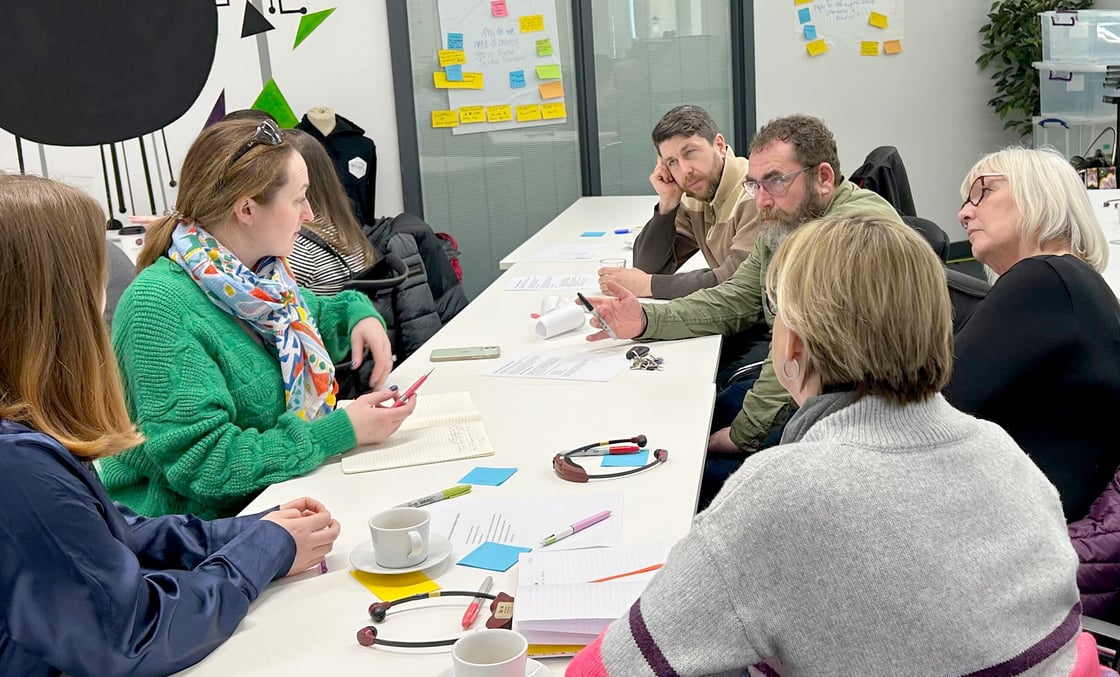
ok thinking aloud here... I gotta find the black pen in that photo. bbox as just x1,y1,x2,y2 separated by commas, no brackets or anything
576,292,620,340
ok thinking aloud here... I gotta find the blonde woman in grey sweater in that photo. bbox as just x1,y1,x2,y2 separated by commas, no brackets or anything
568,214,1098,676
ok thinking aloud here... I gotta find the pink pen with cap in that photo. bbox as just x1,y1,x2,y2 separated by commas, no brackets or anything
540,510,612,547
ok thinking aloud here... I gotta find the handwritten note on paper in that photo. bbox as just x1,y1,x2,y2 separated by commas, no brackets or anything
536,64,562,79
860,41,879,56
883,39,903,54
537,38,553,56
491,0,508,18
869,11,889,28
510,70,527,88
806,39,828,57
445,64,464,81
431,110,459,128
797,7,811,24
803,24,817,40
438,49,467,67
541,102,567,119
539,81,564,100
516,104,542,122
486,104,513,123
520,14,545,32
447,32,463,50
434,71,484,89
459,106,486,124
505,274,597,291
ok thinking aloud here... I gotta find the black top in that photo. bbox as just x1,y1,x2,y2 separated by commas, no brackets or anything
946,255,1120,521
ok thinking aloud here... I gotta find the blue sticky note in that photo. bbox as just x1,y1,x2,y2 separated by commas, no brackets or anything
803,24,817,40
447,32,464,50
581,231,606,237
458,542,532,572
459,467,517,486
445,64,464,82
601,449,651,468
510,70,526,88
798,7,811,24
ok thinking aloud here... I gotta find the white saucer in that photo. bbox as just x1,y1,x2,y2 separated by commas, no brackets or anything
436,658,551,677
349,533,453,575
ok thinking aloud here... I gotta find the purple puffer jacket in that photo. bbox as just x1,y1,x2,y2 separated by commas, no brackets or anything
1069,469,1120,622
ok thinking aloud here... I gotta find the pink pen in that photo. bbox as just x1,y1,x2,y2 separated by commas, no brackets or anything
539,510,612,547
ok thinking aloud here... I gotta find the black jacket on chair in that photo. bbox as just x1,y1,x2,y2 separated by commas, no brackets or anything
850,146,918,218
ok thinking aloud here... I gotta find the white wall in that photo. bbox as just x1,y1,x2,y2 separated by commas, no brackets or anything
754,0,1020,242
0,1,404,218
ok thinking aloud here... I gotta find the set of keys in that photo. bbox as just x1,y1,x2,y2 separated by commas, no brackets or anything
625,346,664,371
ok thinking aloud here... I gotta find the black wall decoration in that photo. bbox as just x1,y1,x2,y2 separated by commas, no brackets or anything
0,1,218,146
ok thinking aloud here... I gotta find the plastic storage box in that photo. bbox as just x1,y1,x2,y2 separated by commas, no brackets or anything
1032,115,1115,161
1041,10,1120,63
1035,61,1116,118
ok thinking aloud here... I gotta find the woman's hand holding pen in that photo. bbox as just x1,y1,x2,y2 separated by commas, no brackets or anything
345,389,416,445
349,317,393,391
262,497,341,576
583,280,648,342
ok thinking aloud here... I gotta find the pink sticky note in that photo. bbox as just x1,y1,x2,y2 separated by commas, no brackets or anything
491,0,508,17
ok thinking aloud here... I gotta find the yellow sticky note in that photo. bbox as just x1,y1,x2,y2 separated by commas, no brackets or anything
350,570,439,599
806,39,828,57
869,12,888,28
516,104,542,122
431,110,459,128
536,64,562,79
883,39,903,54
520,14,545,32
794,0,812,3
860,41,879,56
459,105,486,124
541,102,567,119
433,71,484,89
538,80,564,100
438,49,467,67
487,104,513,123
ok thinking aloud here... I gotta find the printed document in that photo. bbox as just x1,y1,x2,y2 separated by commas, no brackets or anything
480,352,627,382
426,494,624,552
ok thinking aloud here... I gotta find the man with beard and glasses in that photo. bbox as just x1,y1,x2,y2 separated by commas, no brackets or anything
583,115,903,507
599,105,758,300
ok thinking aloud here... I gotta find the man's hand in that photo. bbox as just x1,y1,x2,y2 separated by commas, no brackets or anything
580,280,647,341
707,427,740,454
650,157,683,215
598,266,653,298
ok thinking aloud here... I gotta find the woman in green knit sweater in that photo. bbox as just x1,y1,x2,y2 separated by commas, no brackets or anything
102,119,416,519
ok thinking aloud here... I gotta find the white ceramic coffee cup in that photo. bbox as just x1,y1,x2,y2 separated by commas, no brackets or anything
451,629,528,677
368,507,430,568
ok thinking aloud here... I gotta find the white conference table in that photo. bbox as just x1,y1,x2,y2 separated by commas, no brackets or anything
1088,187,1120,296
499,195,655,270
177,381,716,677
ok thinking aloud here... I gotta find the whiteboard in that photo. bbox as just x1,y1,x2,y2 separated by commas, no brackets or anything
436,0,567,135
755,0,1019,242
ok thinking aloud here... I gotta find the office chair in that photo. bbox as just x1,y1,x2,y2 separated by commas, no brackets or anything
903,215,950,262
944,265,990,332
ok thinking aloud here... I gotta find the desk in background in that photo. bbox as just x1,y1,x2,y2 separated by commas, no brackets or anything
499,196,654,270
1090,188,1120,297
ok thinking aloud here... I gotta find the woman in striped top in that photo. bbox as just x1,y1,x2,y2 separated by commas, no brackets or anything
286,129,377,295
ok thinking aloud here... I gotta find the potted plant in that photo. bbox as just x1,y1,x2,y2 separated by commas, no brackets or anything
978,0,1095,138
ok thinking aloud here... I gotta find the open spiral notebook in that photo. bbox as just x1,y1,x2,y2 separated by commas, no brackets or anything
339,391,494,474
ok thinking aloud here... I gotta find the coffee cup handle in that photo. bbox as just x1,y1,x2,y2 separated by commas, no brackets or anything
407,530,423,558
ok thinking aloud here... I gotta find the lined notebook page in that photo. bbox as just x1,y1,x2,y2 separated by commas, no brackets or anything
518,544,670,585
514,581,648,630
339,392,494,474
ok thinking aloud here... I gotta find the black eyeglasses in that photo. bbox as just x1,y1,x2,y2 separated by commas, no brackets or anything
743,166,813,198
764,287,778,317
962,173,1004,208
229,119,283,167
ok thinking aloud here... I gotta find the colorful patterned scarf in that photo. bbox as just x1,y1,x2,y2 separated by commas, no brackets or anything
169,221,336,420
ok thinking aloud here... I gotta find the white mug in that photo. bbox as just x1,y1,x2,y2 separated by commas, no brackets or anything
451,629,528,677
368,507,430,568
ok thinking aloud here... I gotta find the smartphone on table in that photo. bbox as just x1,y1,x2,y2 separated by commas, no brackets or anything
430,346,502,362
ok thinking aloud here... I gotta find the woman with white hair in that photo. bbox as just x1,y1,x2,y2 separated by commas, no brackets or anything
947,147,1120,522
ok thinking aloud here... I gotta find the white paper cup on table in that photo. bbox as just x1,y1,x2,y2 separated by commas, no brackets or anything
451,629,528,677
535,304,587,339
600,257,627,268
368,507,429,568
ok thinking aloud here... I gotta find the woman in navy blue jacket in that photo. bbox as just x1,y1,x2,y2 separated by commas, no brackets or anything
0,174,341,677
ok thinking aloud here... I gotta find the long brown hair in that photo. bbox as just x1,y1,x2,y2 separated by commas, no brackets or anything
285,128,376,268
0,175,143,459
137,119,298,270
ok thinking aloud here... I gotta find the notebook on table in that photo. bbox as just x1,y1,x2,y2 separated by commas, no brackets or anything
339,391,494,474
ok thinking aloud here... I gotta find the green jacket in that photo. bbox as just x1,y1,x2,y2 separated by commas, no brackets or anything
102,257,382,519
641,180,903,451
